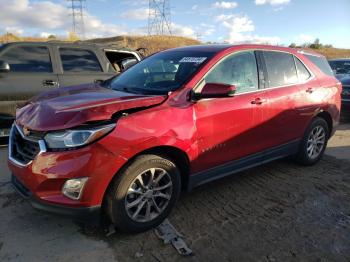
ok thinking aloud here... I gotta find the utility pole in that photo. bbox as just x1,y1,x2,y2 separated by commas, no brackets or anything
67,0,86,39
148,0,172,36
195,32,202,41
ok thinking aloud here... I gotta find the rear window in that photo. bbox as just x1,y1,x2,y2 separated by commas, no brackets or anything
305,54,334,77
263,51,298,87
59,48,102,72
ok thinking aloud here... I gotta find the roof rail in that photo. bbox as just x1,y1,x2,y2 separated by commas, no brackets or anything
297,49,323,57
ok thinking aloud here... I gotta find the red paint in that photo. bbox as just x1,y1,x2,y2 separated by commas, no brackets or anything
16,83,167,131
8,44,341,210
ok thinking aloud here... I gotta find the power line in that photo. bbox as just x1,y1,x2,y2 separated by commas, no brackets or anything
67,0,86,39
148,0,172,36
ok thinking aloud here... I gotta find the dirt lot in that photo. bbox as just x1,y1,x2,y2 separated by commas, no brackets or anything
0,124,349,262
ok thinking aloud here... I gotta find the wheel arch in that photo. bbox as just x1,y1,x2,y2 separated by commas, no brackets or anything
102,145,191,206
138,146,191,190
316,110,333,137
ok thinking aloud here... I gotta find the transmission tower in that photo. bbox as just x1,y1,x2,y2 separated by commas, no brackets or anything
67,0,86,39
148,0,172,36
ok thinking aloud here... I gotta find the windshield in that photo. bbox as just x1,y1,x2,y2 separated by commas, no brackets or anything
329,60,350,75
110,50,215,95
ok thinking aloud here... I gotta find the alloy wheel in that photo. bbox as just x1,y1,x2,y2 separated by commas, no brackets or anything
125,168,173,223
306,125,326,160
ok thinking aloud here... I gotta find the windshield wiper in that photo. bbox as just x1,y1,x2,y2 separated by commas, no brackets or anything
112,85,141,94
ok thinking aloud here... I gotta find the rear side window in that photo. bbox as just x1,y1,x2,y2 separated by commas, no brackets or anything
204,51,259,94
305,54,334,76
263,51,298,87
1,45,52,73
295,58,311,82
59,48,102,72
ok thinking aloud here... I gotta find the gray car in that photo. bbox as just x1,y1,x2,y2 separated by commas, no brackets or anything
0,41,142,136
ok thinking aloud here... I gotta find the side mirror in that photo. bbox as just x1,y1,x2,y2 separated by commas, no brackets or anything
0,61,10,73
195,83,236,100
121,58,138,71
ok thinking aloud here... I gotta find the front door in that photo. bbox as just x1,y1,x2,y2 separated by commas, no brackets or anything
192,51,263,172
0,44,57,129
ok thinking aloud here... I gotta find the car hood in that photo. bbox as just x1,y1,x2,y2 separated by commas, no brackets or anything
16,83,167,131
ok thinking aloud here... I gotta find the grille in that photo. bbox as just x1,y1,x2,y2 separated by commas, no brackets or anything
10,125,41,165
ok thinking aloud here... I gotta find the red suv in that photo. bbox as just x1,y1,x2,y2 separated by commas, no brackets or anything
8,45,341,232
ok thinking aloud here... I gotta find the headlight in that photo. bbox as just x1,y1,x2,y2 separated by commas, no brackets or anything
62,177,89,200
44,124,115,149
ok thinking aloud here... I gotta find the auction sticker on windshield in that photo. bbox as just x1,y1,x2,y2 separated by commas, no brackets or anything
179,57,207,63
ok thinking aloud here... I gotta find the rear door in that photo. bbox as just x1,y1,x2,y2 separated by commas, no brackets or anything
0,44,57,128
253,50,307,151
56,47,114,87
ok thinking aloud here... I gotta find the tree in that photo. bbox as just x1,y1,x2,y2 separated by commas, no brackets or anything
289,43,296,48
309,38,322,49
68,32,80,41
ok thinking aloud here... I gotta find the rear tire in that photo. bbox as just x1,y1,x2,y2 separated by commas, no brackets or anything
105,154,181,233
295,117,329,166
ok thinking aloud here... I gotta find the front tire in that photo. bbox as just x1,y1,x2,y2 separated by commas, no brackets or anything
105,154,181,233
296,117,329,166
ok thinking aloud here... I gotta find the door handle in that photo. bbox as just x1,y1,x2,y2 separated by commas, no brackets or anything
251,98,266,105
42,80,58,87
306,87,314,93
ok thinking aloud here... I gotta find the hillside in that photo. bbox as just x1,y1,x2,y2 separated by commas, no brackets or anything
305,47,350,59
0,33,349,59
85,35,200,56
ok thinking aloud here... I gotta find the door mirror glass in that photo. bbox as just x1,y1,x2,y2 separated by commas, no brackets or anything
0,61,10,73
121,58,138,71
197,82,236,99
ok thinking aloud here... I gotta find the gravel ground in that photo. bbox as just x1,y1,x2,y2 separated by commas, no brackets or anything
0,123,349,262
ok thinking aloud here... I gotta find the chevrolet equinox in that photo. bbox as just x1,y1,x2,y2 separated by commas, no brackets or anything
8,45,341,232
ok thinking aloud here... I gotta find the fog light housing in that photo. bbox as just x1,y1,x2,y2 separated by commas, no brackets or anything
62,178,89,200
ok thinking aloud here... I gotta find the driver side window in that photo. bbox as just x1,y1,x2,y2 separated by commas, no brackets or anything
204,51,259,94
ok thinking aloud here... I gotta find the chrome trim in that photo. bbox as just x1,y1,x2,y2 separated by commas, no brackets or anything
62,177,89,200
14,123,41,143
297,50,323,57
193,48,315,97
8,124,47,168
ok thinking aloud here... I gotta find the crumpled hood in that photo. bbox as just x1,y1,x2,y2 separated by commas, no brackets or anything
16,83,167,131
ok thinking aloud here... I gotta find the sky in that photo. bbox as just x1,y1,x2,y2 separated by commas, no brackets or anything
0,0,349,48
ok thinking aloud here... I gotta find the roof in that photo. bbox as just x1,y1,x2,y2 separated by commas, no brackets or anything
169,44,233,52
1,41,133,51
162,44,316,56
